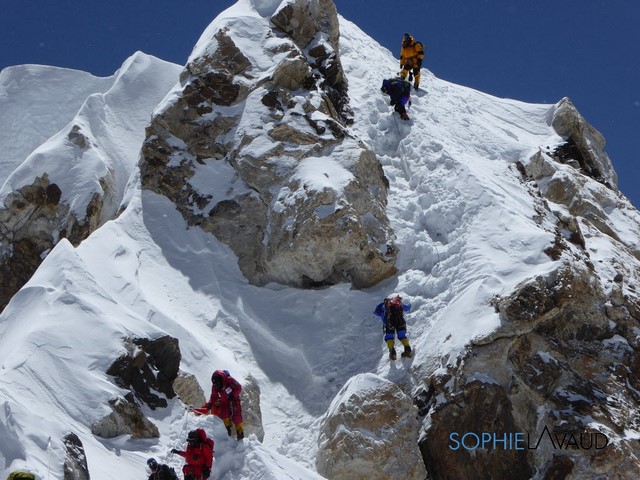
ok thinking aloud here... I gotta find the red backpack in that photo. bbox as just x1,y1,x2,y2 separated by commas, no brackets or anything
195,428,215,468
387,296,405,329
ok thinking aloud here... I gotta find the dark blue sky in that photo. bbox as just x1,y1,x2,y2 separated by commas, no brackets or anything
1,0,638,206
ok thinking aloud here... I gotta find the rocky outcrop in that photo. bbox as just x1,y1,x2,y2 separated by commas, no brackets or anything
418,240,640,479
140,0,396,289
270,0,349,119
172,372,207,408
521,99,640,264
98,335,180,439
241,374,265,442
523,148,636,259
106,336,181,409
550,97,618,189
415,100,640,478
63,432,90,480
0,171,107,312
317,373,426,480
99,335,169,440
91,394,159,439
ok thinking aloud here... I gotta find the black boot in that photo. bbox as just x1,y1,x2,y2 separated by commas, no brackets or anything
389,348,397,360
401,346,413,358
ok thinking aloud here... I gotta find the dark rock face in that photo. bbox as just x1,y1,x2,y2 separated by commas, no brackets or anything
63,432,90,480
0,174,105,312
106,336,181,409
140,0,396,290
420,380,533,480
93,335,180,440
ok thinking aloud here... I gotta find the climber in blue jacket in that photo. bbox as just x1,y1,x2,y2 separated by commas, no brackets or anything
374,295,412,360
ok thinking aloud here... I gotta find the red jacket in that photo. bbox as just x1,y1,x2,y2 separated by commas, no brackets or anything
176,429,213,478
208,370,242,407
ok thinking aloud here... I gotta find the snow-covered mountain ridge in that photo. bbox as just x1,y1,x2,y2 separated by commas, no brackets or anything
0,52,182,311
2,0,640,479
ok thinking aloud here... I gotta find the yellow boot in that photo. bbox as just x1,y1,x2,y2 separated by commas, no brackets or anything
236,422,245,440
386,339,397,360
223,418,232,436
400,338,412,358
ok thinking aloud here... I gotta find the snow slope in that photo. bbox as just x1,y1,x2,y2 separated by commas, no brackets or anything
1,2,638,479
340,17,567,362
0,65,115,187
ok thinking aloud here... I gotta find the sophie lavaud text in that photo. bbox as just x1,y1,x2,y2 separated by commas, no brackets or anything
449,426,609,451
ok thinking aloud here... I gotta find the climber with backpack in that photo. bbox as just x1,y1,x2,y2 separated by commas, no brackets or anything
374,294,412,360
399,32,425,90
147,457,178,480
380,77,412,121
171,429,214,480
201,369,245,440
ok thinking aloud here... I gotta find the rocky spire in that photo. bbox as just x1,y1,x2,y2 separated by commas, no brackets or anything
140,0,397,289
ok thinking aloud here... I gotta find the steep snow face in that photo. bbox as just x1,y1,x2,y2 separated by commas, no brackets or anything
340,17,564,360
0,65,115,187
1,3,639,480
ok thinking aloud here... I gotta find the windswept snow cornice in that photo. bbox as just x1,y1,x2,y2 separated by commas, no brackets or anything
0,52,181,215
0,64,115,188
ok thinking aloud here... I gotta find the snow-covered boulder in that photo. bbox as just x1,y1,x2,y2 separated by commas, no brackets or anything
317,373,426,480
139,0,396,289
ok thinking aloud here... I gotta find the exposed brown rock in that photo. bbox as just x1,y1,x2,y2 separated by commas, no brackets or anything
241,374,265,442
91,394,159,439
0,174,106,312
173,372,207,408
318,374,426,480
139,0,396,290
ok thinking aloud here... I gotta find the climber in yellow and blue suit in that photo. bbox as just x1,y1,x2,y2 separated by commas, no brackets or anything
399,33,425,90
374,295,412,360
